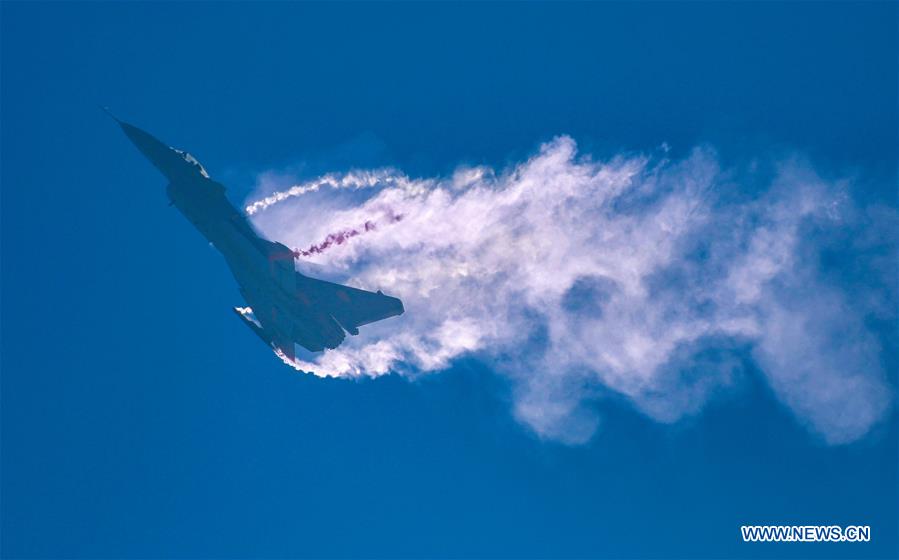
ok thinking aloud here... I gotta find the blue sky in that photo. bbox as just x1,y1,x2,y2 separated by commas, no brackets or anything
2,2,897,558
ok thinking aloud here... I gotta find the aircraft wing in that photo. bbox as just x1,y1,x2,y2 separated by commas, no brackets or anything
235,276,315,357
232,306,298,360
296,273,404,335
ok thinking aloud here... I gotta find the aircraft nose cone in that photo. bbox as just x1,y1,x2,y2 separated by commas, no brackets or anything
100,106,121,123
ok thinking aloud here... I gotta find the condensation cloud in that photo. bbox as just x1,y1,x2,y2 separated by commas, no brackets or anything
247,137,896,445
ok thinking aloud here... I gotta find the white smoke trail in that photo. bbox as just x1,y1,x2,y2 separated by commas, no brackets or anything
248,137,896,445
245,168,426,215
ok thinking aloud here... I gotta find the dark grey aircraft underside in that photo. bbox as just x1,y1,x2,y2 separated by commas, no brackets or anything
108,111,404,361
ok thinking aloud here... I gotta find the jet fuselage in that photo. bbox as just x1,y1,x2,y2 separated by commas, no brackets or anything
112,115,404,358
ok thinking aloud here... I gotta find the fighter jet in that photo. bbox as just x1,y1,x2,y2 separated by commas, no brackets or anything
107,110,404,361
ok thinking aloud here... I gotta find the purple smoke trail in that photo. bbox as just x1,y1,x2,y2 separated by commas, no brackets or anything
294,211,403,258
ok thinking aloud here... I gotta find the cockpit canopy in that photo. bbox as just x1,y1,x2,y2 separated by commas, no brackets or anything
172,148,210,179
